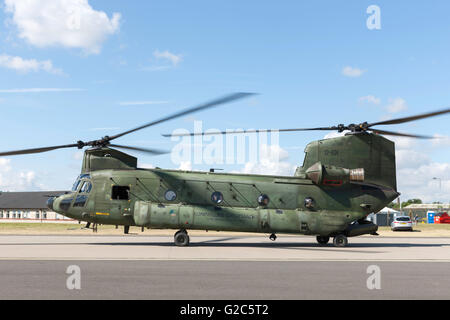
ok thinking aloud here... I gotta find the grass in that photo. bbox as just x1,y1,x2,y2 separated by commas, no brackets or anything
379,223,450,231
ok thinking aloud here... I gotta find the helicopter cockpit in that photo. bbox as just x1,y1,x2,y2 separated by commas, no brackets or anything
72,174,92,193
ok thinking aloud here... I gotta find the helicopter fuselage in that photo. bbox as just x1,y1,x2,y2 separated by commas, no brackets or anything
48,135,399,238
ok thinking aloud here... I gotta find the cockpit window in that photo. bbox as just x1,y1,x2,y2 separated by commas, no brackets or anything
80,181,92,193
72,179,81,192
71,174,91,192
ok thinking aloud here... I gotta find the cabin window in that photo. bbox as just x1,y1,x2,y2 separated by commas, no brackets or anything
304,197,315,209
80,181,92,193
211,191,224,204
164,190,177,201
112,186,130,200
257,194,270,206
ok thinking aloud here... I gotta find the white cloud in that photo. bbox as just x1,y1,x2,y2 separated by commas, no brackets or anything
153,50,183,66
0,54,63,75
396,149,430,170
0,158,43,191
0,88,83,93
431,134,450,148
323,131,349,140
236,144,296,176
358,95,381,105
386,97,407,113
342,66,366,77
4,0,121,54
387,135,450,203
397,162,450,203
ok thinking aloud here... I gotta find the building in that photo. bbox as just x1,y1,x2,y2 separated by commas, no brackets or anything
403,203,450,219
0,191,75,222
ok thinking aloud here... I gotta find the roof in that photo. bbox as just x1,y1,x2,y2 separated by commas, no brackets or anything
403,204,450,210
378,207,401,213
0,191,68,210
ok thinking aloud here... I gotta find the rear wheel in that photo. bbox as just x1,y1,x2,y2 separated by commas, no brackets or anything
333,234,348,247
174,230,190,247
316,236,330,245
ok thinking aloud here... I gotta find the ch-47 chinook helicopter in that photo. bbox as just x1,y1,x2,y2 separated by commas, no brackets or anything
1,93,449,247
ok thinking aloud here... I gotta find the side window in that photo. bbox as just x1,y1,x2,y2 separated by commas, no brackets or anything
211,191,224,204
112,186,130,200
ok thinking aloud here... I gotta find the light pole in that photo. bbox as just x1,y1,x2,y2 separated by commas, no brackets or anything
433,177,442,190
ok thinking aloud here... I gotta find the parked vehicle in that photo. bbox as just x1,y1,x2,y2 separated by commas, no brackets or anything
435,212,450,224
391,216,413,231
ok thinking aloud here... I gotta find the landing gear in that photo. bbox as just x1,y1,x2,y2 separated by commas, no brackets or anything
174,230,190,247
316,236,330,245
269,233,277,241
333,234,348,247
124,225,130,234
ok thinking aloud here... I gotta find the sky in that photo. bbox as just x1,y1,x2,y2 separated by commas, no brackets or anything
1,0,450,203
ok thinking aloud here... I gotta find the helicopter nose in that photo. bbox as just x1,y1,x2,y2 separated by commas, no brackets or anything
46,197,55,211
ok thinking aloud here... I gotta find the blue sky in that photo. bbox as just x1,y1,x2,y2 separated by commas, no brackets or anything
1,0,450,202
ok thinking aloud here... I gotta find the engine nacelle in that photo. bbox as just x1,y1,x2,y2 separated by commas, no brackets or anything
305,162,364,186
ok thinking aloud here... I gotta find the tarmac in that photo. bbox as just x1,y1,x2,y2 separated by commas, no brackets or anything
0,234,449,299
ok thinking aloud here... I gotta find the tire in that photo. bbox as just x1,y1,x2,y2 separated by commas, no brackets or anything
333,234,348,247
316,236,330,245
174,231,190,247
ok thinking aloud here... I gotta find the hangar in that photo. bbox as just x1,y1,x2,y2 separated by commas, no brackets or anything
0,191,73,222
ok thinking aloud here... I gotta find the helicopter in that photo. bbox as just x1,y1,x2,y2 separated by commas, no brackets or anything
0,93,449,247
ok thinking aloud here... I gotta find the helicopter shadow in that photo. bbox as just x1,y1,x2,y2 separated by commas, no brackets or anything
88,237,450,254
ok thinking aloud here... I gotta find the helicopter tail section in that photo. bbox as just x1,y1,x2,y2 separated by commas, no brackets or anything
296,132,397,192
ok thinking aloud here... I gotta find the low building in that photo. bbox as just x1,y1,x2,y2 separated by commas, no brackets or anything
0,191,75,222
403,203,450,219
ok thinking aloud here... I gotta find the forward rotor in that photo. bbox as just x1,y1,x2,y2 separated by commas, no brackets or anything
0,92,256,157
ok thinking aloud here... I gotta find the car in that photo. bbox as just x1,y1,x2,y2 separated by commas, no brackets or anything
391,216,413,231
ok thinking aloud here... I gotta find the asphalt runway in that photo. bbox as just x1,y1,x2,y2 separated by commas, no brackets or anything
0,235,449,299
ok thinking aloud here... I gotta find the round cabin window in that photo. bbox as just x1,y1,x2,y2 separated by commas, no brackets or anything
211,191,224,204
257,194,270,206
304,197,315,209
164,190,177,201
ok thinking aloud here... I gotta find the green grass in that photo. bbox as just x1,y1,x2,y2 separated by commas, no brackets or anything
379,223,450,231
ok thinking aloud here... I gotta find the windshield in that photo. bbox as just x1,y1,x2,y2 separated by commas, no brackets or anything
396,217,411,222
71,174,91,191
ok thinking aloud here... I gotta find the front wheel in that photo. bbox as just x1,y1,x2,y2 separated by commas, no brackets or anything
316,236,330,245
333,234,348,247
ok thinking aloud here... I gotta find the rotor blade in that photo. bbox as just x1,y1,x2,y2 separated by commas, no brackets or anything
0,144,79,157
109,144,169,155
371,129,435,139
107,92,257,142
162,126,340,137
368,108,450,127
